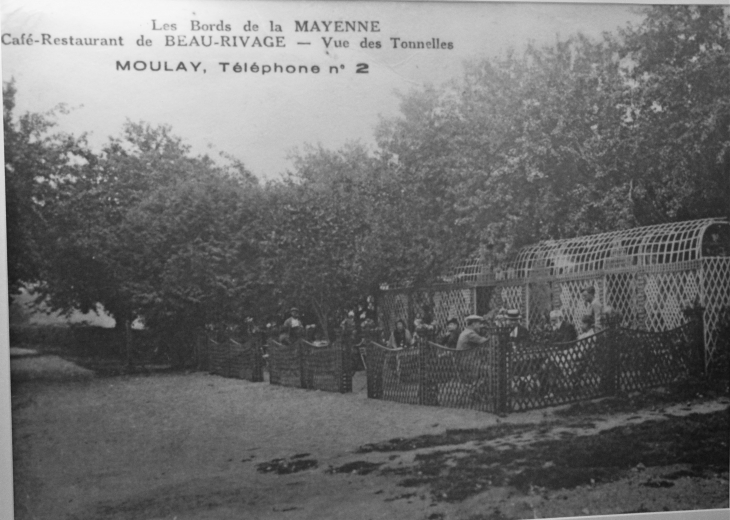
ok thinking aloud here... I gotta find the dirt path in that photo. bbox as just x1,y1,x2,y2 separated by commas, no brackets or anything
10,354,730,520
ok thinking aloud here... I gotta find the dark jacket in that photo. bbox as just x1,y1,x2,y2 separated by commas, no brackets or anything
552,321,577,343
439,329,460,349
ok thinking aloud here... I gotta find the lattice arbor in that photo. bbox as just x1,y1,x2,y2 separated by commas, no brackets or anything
504,218,729,369
377,218,728,372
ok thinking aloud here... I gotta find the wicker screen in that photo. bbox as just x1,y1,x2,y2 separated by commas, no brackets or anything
268,339,302,388
702,257,730,367
301,340,344,393
604,272,643,328
557,279,601,331
378,291,409,337
431,288,475,330
207,335,264,382
644,270,700,332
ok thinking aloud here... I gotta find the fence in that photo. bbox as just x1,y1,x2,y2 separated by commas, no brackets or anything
366,334,502,413
202,332,265,382
366,321,702,413
268,333,353,393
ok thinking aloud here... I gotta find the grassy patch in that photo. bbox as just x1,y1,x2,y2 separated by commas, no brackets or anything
379,409,729,503
356,423,538,453
556,382,728,417
256,457,318,474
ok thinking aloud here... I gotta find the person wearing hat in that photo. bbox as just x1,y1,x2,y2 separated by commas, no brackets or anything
455,315,490,350
438,317,461,349
281,307,304,344
506,309,530,345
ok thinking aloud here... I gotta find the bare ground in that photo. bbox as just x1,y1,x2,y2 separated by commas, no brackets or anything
10,351,730,520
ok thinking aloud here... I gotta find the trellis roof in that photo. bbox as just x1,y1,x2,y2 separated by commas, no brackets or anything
443,217,729,284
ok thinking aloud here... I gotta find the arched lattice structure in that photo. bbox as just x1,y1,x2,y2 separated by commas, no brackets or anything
378,218,730,369
503,219,724,279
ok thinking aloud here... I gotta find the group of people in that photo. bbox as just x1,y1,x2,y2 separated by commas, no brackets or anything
385,284,614,351
276,284,614,352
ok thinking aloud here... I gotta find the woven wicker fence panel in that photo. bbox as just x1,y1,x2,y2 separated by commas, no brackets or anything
424,342,498,413
507,333,605,411
366,343,420,405
301,341,341,392
378,292,410,336
227,338,264,382
644,271,700,332
527,282,552,330
613,325,693,392
604,272,643,328
268,339,302,388
410,290,432,319
702,257,730,367
208,338,229,376
558,279,601,331
500,285,523,314
431,288,475,330
384,348,420,403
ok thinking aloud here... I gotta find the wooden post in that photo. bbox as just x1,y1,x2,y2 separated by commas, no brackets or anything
601,328,619,396
494,328,510,414
338,330,353,394
364,330,383,399
418,331,439,406
125,320,132,368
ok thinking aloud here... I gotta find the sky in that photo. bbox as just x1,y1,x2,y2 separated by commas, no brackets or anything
1,0,645,180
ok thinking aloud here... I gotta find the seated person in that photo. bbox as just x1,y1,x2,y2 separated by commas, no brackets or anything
388,319,413,349
577,313,595,340
506,309,530,345
456,315,490,350
602,305,622,329
438,318,461,349
549,309,577,343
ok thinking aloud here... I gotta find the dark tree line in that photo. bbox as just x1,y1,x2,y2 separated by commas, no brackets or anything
5,6,729,351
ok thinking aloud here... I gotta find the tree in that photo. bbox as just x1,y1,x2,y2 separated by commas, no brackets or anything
262,144,377,338
374,5,730,268
617,5,730,223
33,119,259,336
3,81,90,296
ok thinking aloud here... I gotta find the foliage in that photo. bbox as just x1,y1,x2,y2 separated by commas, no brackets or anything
264,144,377,337
4,6,728,361
375,6,730,265
3,80,90,296
617,6,730,224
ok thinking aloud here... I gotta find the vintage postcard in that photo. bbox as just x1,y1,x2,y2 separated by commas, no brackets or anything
2,1,729,519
